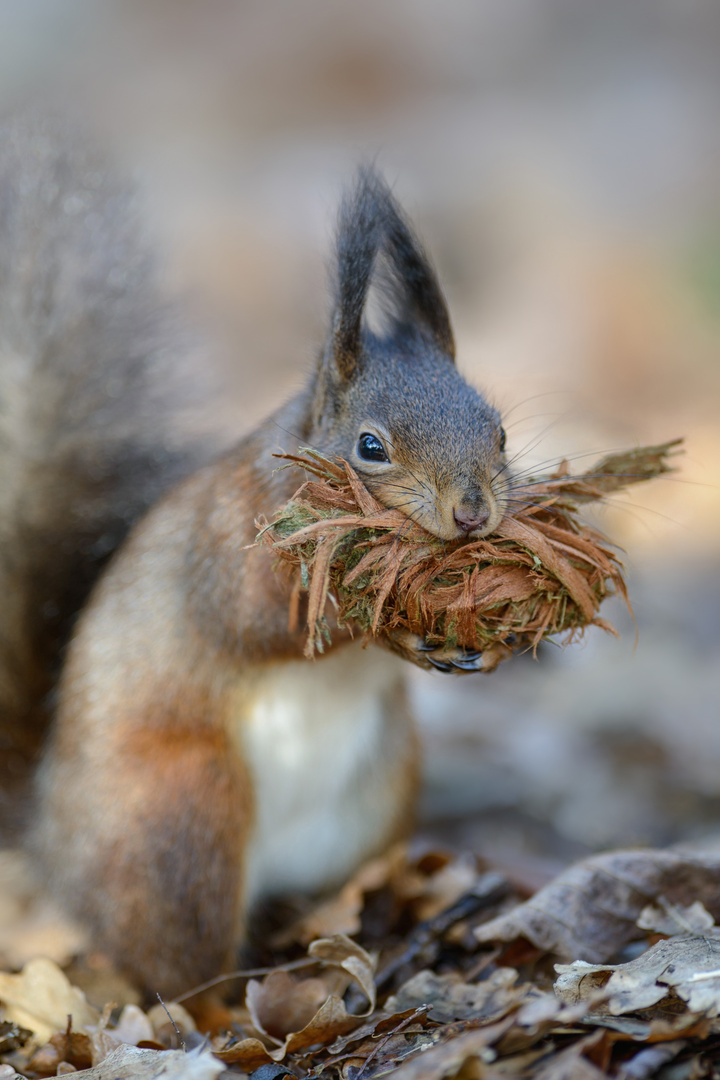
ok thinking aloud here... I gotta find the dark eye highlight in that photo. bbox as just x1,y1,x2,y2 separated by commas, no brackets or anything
357,432,389,463
499,427,507,453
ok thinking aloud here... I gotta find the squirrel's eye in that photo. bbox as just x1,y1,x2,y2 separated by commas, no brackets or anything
499,427,507,453
357,432,389,463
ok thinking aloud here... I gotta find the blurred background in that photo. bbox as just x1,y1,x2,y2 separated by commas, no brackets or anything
2,0,719,882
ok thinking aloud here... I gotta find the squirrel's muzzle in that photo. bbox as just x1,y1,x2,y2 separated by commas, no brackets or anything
453,507,489,534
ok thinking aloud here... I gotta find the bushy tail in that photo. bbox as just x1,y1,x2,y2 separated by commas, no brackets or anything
0,110,219,829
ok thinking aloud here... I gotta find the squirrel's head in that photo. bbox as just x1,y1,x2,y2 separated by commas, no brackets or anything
310,168,508,542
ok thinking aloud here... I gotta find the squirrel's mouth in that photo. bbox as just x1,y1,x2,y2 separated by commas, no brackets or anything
364,473,507,542
405,499,505,543
441,485,506,541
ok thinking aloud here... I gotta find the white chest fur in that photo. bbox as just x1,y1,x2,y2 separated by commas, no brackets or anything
232,643,413,909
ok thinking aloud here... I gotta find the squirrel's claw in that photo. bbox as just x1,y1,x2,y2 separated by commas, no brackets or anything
416,639,439,653
427,656,454,673
382,629,484,675
430,648,484,674
447,651,483,672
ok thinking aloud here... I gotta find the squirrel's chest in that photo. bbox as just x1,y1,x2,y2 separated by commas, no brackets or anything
229,644,414,908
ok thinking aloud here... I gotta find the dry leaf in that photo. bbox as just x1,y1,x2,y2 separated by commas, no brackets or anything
211,1036,277,1072
614,1042,686,1080
59,1044,223,1079
379,1017,516,1080
246,969,349,1042
495,989,609,1057
474,849,720,962
385,968,523,1024
26,1041,63,1076
321,1005,431,1063
216,993,363,1071
146,1002,196,1042
279,845,492,954
0,957,97,1043
28,1024,93,1075
408,856,481,923
636,899,716,937
276,842,416,946
532,1030,610,1080
107,1004,155,1047
308,933,376,1013
274,849,404,946
0,1018,32,1054
217,934,376,1070
555,935,720,1017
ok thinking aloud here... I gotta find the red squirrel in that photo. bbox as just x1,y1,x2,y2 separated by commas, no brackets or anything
0,111,510,997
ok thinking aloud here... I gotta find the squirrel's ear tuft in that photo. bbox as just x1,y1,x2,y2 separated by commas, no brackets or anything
329,167,455,382
376,173,455,361
330,166,385,381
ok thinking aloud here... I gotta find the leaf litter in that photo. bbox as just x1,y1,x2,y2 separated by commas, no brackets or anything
5,845,720,1077
257,440,682,668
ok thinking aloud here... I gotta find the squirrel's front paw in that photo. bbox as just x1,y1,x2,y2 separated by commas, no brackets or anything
418,639,484,674
383,629,483,674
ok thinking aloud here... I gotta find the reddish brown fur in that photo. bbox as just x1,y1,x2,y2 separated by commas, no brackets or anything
37,422,412,994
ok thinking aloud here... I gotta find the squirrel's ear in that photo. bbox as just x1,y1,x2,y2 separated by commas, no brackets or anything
329,167,385,382
377,175,455,361
328,168,455,383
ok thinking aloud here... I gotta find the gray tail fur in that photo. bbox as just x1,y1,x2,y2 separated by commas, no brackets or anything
0,109,220,831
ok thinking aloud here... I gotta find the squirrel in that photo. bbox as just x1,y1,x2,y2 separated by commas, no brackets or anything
1,112,510,998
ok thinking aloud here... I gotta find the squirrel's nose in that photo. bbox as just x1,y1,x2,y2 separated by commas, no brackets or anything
453,507,489,534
